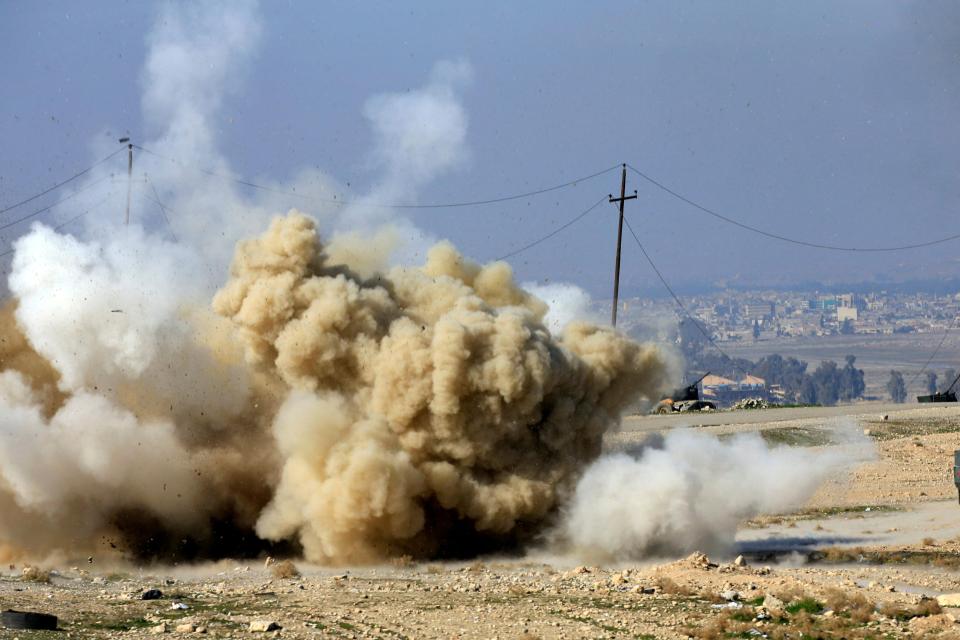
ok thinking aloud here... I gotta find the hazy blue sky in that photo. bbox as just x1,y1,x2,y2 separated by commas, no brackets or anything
2,1,959,297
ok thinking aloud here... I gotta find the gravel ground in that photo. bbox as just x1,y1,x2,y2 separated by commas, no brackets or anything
4,405,960,639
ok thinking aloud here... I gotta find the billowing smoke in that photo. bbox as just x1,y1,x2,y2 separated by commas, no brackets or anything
0,208,669,563
558,427,873,562
0,0,852,568
213,213,668,562
523,282,599,336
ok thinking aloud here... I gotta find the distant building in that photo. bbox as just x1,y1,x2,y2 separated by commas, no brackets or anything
808,296,838,311
837,306,858,322
739,374,766,392
837,293,865,310
742,302,774,321
701,374,768,407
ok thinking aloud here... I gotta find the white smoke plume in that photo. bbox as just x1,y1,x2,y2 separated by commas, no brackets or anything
333,59,473,269
558,427,873,562
524,282,599,336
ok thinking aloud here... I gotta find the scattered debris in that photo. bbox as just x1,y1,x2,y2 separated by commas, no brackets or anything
733,397,769,410
711,601,743,610
20,565,50,583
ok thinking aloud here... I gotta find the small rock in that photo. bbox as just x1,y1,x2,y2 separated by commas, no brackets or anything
763,595,785,615
685,551,712,569
149,623,168,634
249,620,281,632
937,593,960,607
175,623,195,633
194,626,207,634
141,589,164,600
733,555,747,567
720,590,740,602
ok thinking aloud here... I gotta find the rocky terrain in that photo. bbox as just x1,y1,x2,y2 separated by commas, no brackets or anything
3,405,960,639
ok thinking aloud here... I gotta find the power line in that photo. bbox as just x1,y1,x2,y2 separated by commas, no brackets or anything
626,164,960,253
0,174,115,234
0,148,125,216
496,196,606,261
144,176,180,244
140,176,219,279
133,144,619,210
0,192,116,260
906,314,958,390
621,213,734,363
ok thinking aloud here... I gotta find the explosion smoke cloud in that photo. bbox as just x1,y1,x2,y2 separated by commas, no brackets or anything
0,1,855,568
213,212,669,562
0,210,668,563
558,427,874,562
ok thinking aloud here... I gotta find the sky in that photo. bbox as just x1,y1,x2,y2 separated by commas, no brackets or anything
2,1,959,299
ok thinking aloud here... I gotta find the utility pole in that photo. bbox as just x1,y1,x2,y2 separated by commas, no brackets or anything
119,138,132,225
609,163,637,327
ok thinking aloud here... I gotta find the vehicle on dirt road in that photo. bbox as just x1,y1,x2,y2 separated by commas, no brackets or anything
653,372,717,414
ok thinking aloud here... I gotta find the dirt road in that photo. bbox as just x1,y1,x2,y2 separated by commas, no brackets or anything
621,402,959,432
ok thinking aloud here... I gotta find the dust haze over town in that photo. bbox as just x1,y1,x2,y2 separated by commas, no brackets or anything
2,2,960,639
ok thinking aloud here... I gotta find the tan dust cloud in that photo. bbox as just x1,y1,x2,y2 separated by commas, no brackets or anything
0,301,65,417
0,210,667,564
214,211,669,563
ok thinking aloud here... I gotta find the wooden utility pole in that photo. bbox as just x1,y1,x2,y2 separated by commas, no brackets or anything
124,142,133,225
609,163,637,327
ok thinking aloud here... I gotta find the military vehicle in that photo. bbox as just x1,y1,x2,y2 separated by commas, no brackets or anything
918,370,960,403
653,372,717,414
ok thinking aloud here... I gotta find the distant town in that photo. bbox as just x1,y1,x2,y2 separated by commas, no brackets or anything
602,288,960,407
614,289,960,343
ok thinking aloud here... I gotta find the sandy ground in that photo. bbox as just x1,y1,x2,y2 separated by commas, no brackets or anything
4,405,960,639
